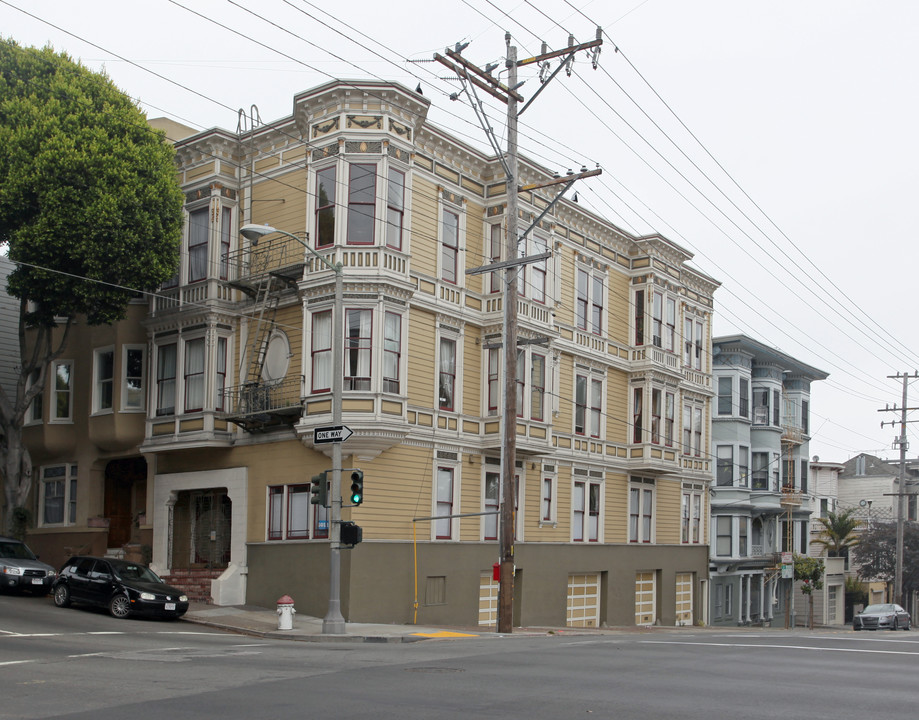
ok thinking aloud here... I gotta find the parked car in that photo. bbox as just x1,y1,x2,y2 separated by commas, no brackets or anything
0,535,56,595
52,556,188,620
853,603,910,631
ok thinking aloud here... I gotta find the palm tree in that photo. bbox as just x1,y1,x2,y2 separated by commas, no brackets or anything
813,507,862,558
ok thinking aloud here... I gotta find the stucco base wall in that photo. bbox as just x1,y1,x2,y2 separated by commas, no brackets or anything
245,540,710,627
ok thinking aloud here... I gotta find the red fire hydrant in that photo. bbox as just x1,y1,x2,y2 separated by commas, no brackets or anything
277,595,296,631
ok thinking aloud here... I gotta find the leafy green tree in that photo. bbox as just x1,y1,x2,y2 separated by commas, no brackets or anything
813,507,862,558
794,554,825,629
853,521,919,594
0,39,183,531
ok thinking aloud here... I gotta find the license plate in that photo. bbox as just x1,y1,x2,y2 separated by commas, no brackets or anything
31,578,43,585
165,603,176,611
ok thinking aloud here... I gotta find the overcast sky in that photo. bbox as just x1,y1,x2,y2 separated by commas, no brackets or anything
3,0,917,465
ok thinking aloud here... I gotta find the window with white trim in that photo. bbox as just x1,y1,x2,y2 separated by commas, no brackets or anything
487,348,500,416
315,166,336,248
439,337,456,411
484,471,499,541
267,483,327,541
347,163,375,245
576,267,604,335
435,466,456,540
664,391,675,446
344,308,372,391
683,402,704,456
572,477,601,542
576,372,603,437
441,208,459,283
716,516,732,556
540,468,557,525
122,346,145,411
184,338,205,412
40,464,77,526
219,206,232,280
311,310,332,393
386,168,405,250
717,376,733,415
156,343,176,416
93,348,114,413
629,479,654,543
717,445,733,486
682,484,704,544
51,360,73,422
383,312,401,394
187,207,209,283
215,337,228,412
684,316,705,370
488,222,503,293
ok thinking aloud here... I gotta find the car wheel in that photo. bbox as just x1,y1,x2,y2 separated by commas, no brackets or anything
53,584,71,608
109,594,131,619
853,625,861,631
903,620,910,631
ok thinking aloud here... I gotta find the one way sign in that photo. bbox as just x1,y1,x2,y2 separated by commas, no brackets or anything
313,425,354,444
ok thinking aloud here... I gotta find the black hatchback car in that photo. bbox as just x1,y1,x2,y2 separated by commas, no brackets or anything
52,556,188,620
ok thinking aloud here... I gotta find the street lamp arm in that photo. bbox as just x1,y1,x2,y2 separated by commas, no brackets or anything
239,223,341,274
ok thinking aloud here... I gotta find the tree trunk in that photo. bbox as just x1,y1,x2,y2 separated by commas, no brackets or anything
2,421,32,534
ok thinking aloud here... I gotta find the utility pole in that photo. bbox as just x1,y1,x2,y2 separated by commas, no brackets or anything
879,371,919,608
436,29,602,634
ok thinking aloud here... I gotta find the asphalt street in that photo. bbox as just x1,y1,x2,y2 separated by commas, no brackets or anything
3,592,918,719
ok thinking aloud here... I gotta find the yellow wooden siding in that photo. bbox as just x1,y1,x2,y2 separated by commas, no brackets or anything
604,473,629,543
558,247,576,327
464,200,485,295
556,354,574,434
406,308,436,407
248,168,307,232
606,269,631,345
410,177,438,277
655,479,682,544
462,328,482,417
605,368,630,444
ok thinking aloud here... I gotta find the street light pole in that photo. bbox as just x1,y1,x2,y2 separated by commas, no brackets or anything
240,223,346,634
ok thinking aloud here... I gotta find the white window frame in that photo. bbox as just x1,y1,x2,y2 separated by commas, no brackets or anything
92,346,115,414
629,479,655,544
438,195,465,286
681,485,704,544
575,265,605,335
155,342,177,417
121,345,146,412
39,463,77,527
483,470,500,541
434,463,459,541
572,475,602,542
266,483,325,541
539,470,558,526
50,359,73,423
438,330,460,412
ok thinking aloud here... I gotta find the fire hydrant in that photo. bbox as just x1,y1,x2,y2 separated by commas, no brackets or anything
277,595,296,631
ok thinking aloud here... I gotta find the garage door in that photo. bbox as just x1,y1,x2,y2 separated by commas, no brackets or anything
567,573,600,627
635,571,656,625
675,572,693,626
478,572,499,627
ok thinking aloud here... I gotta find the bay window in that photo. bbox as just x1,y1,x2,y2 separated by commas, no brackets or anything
315,166,336,248
629,480,654,543
187,207,209,283
184,338,205,412
215,338,227,411
576,268,603,334
94,348,114,412
531,353,545,422
435,467,455,540
52,360,73,421
347,163,375,245
383,312,401,394
311,311,332,393
122,346,144,411
386,168,404,249
484,472,499,541
489,223,502,293
40,464,77,526
344,309,372,391
573,479,601,542
156,344,176,416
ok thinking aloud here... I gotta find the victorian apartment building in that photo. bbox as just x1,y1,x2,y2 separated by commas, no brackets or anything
14,79,720,628
709,335,827,626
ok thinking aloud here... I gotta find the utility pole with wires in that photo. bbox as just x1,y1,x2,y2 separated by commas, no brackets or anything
435,28,602,634
879,371,919,607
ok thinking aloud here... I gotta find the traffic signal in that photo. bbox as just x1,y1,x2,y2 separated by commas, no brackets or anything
340,521,363,547
310,471,328,507
349,469,364,506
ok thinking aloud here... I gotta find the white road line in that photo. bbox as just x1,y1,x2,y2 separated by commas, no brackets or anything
0,659,36,666
642,640,919,656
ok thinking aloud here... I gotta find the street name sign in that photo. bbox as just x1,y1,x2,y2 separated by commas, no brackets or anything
314,425,354,444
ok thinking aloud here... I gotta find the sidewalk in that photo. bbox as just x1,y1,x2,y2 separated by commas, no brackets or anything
180,602,493,643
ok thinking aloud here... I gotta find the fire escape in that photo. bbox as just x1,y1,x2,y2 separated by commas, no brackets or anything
221,238,305,432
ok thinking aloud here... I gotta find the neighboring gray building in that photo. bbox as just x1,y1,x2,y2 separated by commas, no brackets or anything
709,335,828,626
